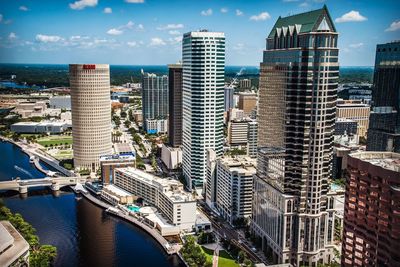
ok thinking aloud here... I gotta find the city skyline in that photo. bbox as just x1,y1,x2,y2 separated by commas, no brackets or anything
0,0,399,66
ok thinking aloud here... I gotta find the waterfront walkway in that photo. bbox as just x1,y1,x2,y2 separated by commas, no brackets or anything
81,191,180,255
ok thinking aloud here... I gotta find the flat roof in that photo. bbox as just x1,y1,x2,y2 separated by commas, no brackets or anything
100,153,135,161
350,152,400,172
103,184,132,197
219,156,257,176
0,221,29,267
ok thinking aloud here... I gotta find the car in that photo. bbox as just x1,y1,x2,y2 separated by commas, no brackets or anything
251,247,257,252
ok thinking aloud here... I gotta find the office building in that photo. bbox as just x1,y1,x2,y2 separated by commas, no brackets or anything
0,221,30,267
13,101,47,118
239,79,251,90
49,95,71,110
168,63,183,147
334,118,358,136
228,119,249,146
205,149,217,209
161,144,182,170
182,30,225,189
252,6,341,265
342,152,400,267
10,121,70,134
70,64,112,171
224,87,235,112
145,118,168,134
215,157,256,226
229,108,245,122
238,92,257,116
114,167,197,231
336,100,370,138
99,153,136,184
367,41,400,152
141,72,168,134
338,84,372,102
247,121,258,158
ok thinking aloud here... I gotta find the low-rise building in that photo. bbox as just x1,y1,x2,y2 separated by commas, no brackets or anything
114,167,196,232
101,184,135,205
214,157,256,225
336,99,370,138
13,101,47,118
228,120,249,146
145,119,168,134
0,221,30,267
161,144,182,170
100,153,136,184
49,95,71,110
10,121,70,133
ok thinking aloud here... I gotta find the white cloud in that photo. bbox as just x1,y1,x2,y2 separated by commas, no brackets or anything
69,0,98,10
107,28,123,35
233,43,245,50
36,34,63,43
221,8,228,13
19,6,29,11
385,20,400,32
8,32,17,40
201,8,213,16
349,43,364,48
157,24,184,30
168,36,182,45
125,21,134,29
137,24,144,30
335,11,367,23
104,7,112,14
70,35,82,41
236,9,243,16
299,2,309,7
168,30,181,35
125,0,144,3
127,41,138,47
250,12,271,21
149,37,166,46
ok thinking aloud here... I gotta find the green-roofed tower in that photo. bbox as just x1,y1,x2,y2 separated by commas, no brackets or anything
252,6,341,266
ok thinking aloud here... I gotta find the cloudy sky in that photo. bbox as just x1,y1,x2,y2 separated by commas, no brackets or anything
0,0,399,66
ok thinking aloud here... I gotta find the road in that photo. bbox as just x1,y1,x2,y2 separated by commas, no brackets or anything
197,201,269,265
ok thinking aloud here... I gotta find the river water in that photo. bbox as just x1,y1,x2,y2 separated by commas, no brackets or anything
0,141,184,267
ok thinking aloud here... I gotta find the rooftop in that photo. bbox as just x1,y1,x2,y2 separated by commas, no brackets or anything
219,156,257,176
350,152,400,172
100,152,135,162
103,184,132,197
0,221,30,267
12,120,69,127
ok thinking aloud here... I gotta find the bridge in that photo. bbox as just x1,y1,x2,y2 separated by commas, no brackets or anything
0,177,88,194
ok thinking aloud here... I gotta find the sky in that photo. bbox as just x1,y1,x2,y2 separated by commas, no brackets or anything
0,0,399,66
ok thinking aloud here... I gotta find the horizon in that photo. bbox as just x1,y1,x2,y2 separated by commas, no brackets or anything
1,0,399,66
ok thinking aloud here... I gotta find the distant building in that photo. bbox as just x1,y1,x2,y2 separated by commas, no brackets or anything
161,144,182,170
228,108,244,122
367,41,400,152
338,84,372,103
224,87,235,112
215,157,256,226
114,167,197,232
336,99,370,138
342,152,400,267
70,64,112,172
49,95,71,110
335,118,358,135
99,153,136,184
247,121,258,158
14,101,47,118
182,30,225,189
0,221,30,267
11,121,70,134
168,63,183,147
141,72,169,134
239,79,251,90
238,92,257,116
228,120,249,146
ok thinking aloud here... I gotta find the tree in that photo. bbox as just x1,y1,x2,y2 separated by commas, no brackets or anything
181,236,211,267
238,250,246,263
120,111,127,118
124,120,131,128
243,258,252,267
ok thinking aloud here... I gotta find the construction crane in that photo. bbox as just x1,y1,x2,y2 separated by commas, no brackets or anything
227,67,245,89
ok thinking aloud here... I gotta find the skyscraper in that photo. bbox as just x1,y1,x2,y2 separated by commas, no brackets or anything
367,41,400,152
182,30,225,189
224,87,234,112
69,64,112,172
141,72,168,134
252,6,341,265
168,63,183,147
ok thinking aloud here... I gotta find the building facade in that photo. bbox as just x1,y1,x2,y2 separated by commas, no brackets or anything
141,72,169,134
367,41,400,152
228,120,249,146
247,121,258,158
238,92,257,116
336,100,370,138
342,152,400,267
334,118,358,136
224,87,235,112
168,63,183,147
182,30,225,189
252,6,342,265
99,153,136,184
70,64,112,171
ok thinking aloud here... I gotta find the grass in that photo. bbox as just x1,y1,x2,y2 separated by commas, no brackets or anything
37,135,72,146
201,246,239,267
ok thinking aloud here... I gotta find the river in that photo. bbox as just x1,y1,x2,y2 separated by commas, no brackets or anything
0,141,184,267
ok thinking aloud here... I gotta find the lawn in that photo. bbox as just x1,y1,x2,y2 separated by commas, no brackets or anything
201,246,239,267
37,135,72,146
54,150,73,160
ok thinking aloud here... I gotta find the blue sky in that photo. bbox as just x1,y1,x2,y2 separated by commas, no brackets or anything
0,0,399,66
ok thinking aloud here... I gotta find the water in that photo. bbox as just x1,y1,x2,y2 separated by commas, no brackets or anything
0,141,184,267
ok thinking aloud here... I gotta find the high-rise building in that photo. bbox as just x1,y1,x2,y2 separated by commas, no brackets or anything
141,72,168,134
367,41,400,152
342,152,400,267
336,99,370,138
168,63,183,147
238,92,257,116
182,30,225,190
70,64,112,171
252,6,342,265
247,121,258,158
228,119,249,146
224,87,235,112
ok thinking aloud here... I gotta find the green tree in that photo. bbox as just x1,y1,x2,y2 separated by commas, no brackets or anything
238,250,246,263
124,120,131,128
181,236,211,267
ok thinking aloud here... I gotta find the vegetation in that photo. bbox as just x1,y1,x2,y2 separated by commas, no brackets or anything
124,120,131,128
0,203,57,266
112,115,121,127
226,148,247,156
221,238,253,267
79,168,90,175
197,232,215,245
136,155,145,170
36,135,72,146
201,246,239,267
181,236,212,267
151,155,157,171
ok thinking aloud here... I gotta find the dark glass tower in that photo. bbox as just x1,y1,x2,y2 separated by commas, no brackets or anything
168,63,183,147
367,41,400,152
252,6,341,266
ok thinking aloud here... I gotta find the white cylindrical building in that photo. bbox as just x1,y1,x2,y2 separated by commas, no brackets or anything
69,64,112,172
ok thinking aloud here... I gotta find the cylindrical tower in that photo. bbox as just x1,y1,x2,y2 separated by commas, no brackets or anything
69,64,112,172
